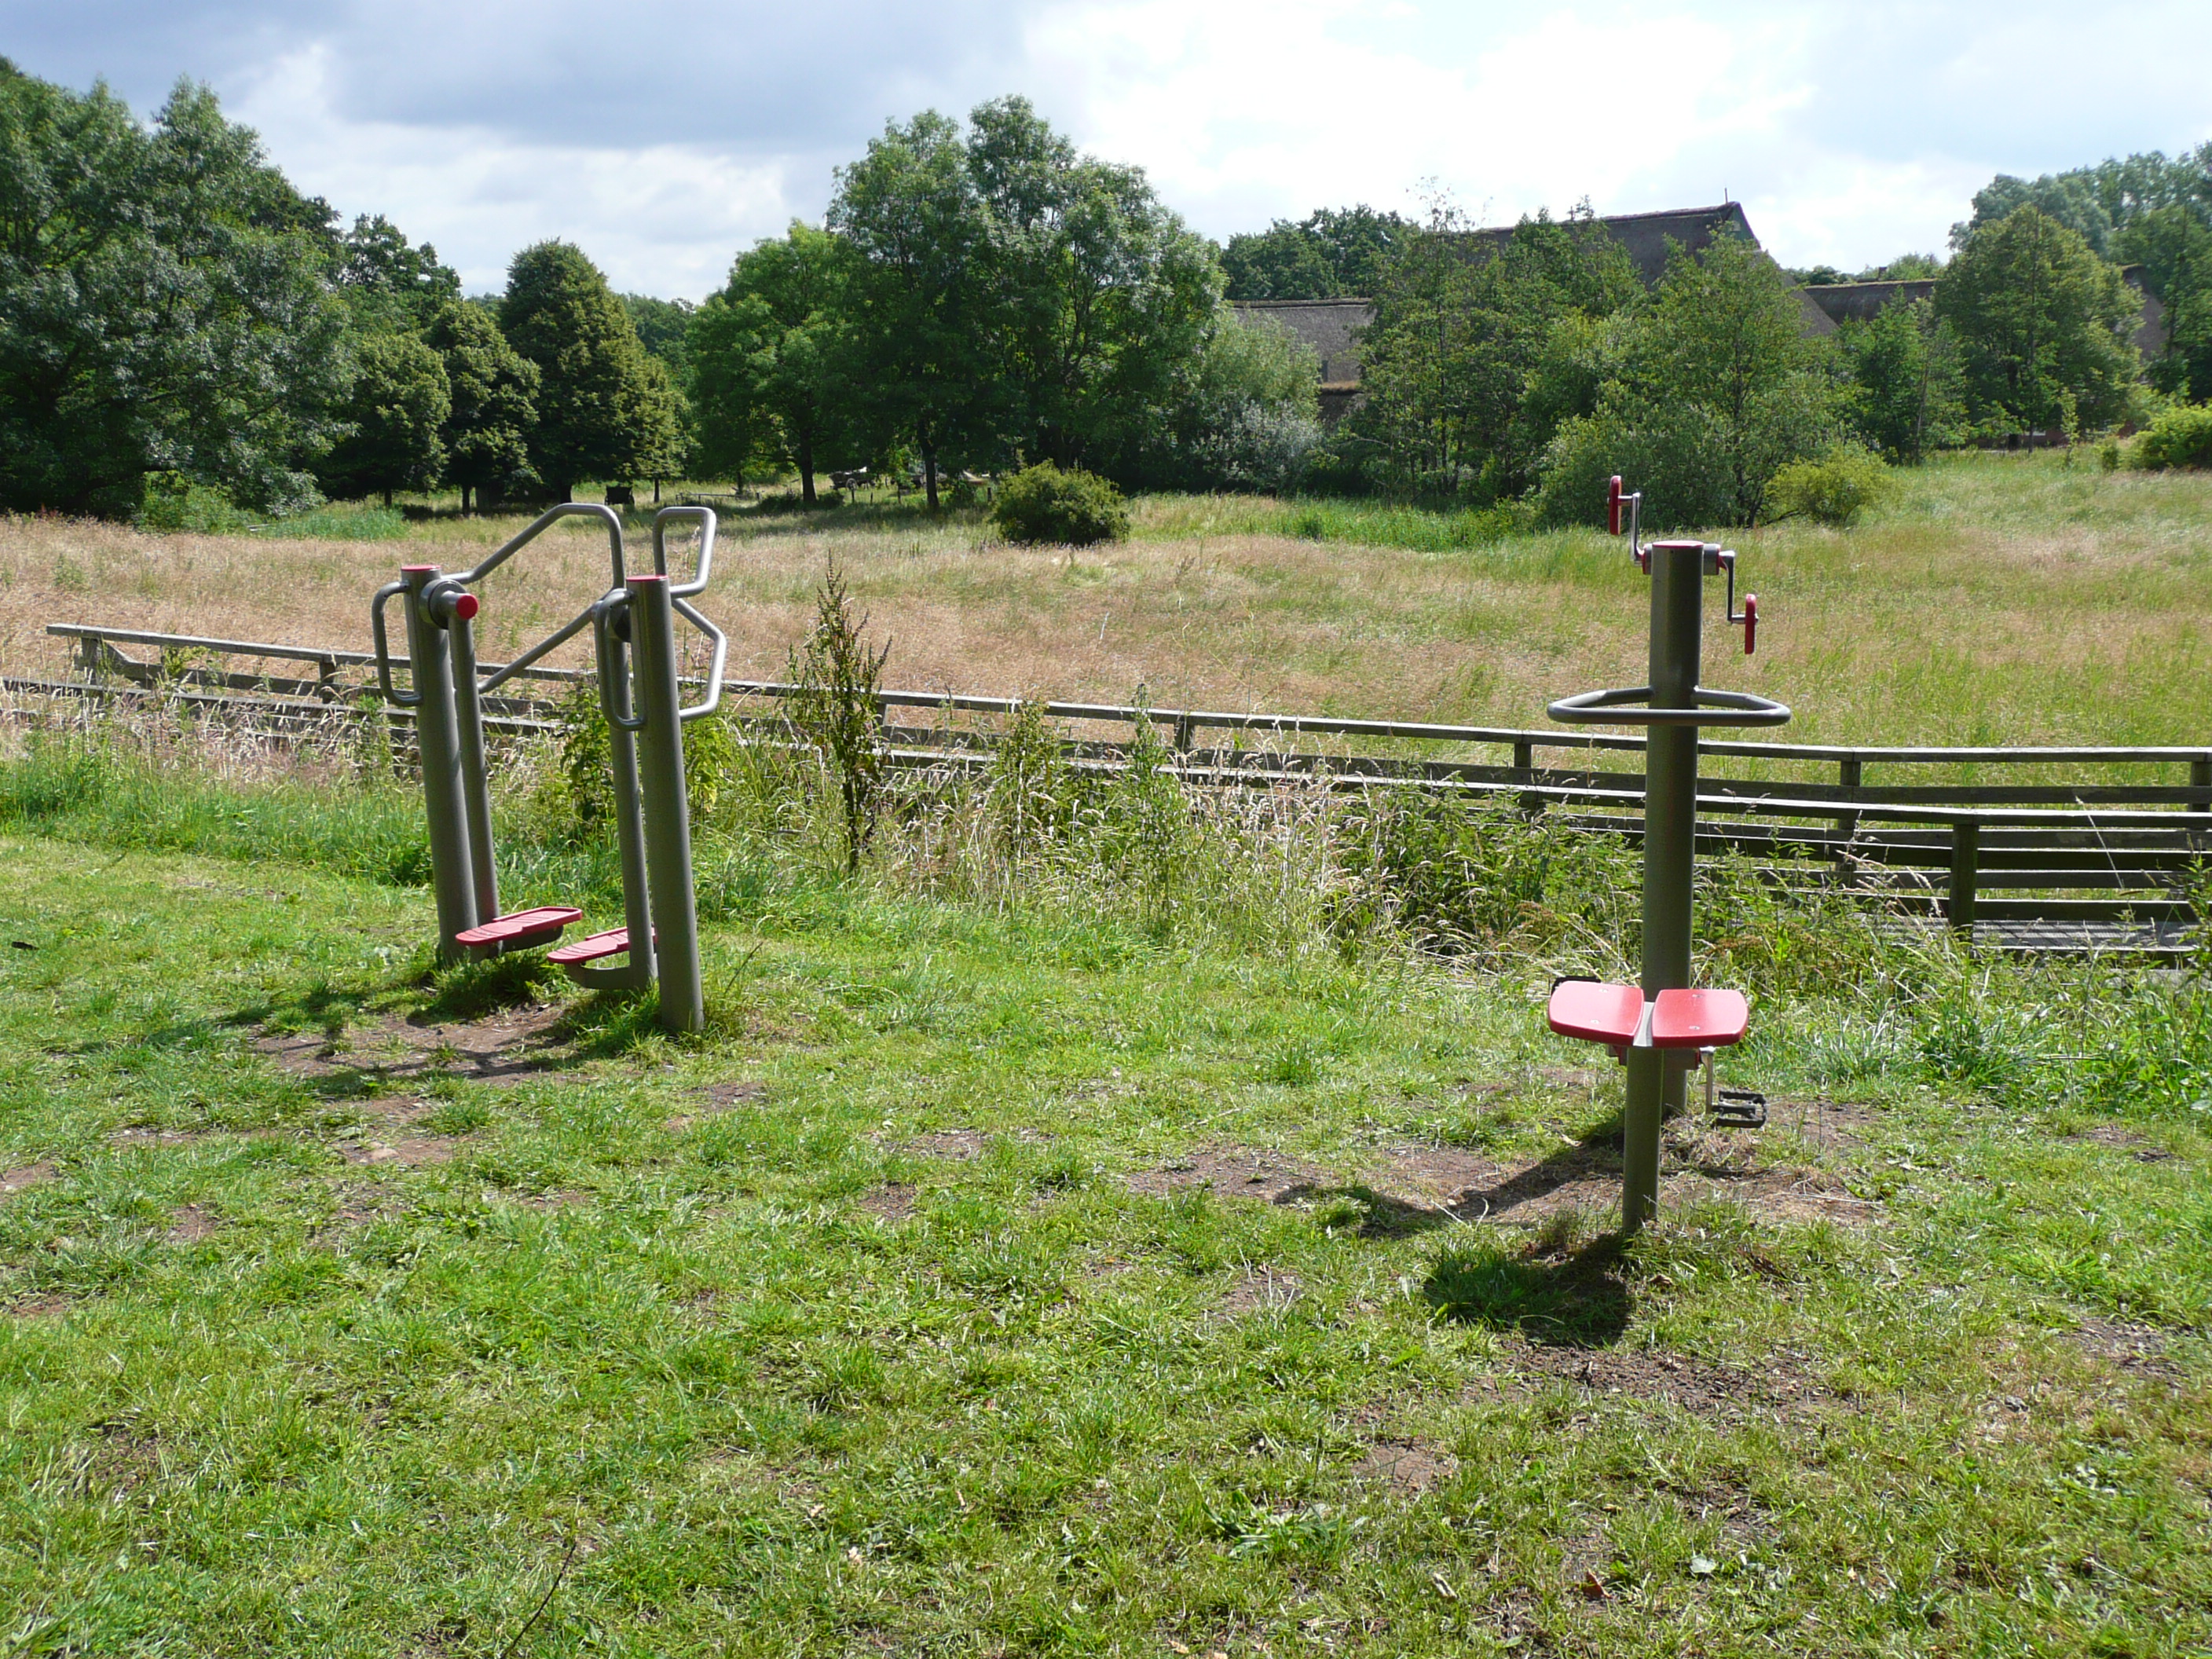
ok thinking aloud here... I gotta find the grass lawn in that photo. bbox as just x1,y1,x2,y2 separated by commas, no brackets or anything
2,824,2207,1654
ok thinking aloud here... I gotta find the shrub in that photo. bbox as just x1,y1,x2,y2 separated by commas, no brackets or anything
2133,403,2212,471
1764,447,1893,527
989,463,1129,547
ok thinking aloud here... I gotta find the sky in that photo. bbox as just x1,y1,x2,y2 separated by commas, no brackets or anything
6,0,2210,299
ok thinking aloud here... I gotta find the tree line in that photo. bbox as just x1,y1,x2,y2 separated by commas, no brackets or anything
2,51,2203,530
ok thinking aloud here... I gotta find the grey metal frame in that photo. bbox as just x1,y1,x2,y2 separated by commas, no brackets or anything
368,505,721,1028
1548,537,1791,1234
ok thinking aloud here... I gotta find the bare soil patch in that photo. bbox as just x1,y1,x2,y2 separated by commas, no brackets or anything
2071,1317,2181,1376
257,1003,574,1088
2070,1122,2176,1163
7,1295,71,1319
910,1130,993,1161
858,1183,916,1222
666,1079,767,1131
1503,1341,1840,1420
1353,1437,1457,1495
0,1162,55,1200
164,1204,218,1243
345,1136,458,1168
518,1190,590,1212
1125,1148,1331,1203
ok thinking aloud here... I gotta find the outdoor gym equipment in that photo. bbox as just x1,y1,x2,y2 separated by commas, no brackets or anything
1543,475,1791,1234
371,504,727,1033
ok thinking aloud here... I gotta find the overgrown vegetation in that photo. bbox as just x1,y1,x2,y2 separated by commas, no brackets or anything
988,461,1130,546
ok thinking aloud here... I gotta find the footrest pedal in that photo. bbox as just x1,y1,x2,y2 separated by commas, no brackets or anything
1711,1088,1767,1130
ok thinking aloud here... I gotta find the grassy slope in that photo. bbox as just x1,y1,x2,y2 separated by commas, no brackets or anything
1,833,2207,1656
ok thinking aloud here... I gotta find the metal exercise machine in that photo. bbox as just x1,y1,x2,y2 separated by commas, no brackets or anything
371,504,727,1034
1542,475,1791,1234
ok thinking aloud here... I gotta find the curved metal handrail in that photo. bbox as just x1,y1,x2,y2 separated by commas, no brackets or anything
456,502,626,588
591,593,646,733
369,579,415,705
672,595,727,721
1547,685,1793,728
650,506,717,598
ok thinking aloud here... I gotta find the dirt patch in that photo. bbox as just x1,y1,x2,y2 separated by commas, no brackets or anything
1219,1266,1302,1315
164,1204,218,1243
257,1003,574,1088
344,1135,458,1168
0,1162,55,1200
665,1079,767,1130
2071,1122,2175,1163
909,1129,992,1160
858,1183,916,1222
108,1127,201,1149
1125,1147,1331,1203
1503,1341,1839,1419
518,1190,589,1212
6,1295,71,1319
2070,1317,2180,1375
1353,1437,1457,1495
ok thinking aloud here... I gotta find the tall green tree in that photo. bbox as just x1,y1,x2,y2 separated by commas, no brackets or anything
830,111,994,508
0,63,351,516
1954,145,2212,256
1221,206,1409,300
499,240,686,501
318,331,449,504
690,223,855,503
1540,232,1844,528
2115,204,2212,398
621,294,695,374
1834,297,1965,463
966,97,1219,474
1937,206,2141,440
424,300,539,513
335,214,460,335
1358,208,1640,497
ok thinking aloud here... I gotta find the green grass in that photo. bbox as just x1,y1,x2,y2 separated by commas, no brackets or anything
1,738,2209,1654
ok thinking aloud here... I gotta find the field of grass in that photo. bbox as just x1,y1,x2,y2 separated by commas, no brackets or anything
5,452,2210,754
0,453,2208,1653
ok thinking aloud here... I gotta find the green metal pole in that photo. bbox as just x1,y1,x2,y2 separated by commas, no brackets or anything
400,566,478,961
627,575,705,1034
446,608,500,928
1622,539,1708,1233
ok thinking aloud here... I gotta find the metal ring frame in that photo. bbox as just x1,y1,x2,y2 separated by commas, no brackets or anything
1547,684,1792,728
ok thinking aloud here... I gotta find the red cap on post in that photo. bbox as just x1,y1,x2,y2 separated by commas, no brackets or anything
1606,474,1624,536
452,591,479,621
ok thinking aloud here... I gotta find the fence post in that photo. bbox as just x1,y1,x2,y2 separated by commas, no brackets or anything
2192,756,2210,813
1835,756,1862,867
1947,819,1979,937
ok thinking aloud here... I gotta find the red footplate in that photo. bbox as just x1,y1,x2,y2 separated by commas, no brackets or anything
1547,980,1645,1046
454,906,583,950
548,926,634,966
1649,988,1749,1049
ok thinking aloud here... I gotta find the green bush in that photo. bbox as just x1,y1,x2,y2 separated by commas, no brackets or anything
2133,403,2212,470
989,463,1129,547
1764,447,1893,527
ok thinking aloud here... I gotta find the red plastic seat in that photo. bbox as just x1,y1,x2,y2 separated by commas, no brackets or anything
454,906,582,952
1547,980,1645,1046
548,926,638,966
1649,987,1749,1049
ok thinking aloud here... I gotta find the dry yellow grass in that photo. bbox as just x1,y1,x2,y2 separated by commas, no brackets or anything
2,451,2207,752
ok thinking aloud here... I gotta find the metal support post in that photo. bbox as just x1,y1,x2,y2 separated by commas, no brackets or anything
627,575,705,1033
590,601,657,993
399,565,478,961
1618,543,1707,1229
446,608,500,926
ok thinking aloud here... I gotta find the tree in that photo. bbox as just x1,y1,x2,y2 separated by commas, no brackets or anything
2115,204,2212,399
1834,297,1965,463
1937,206,2141,441
0,63,351,516
621,293,695,373
1221,206,1410,299
318,331,449,504
499,240,687,500
1538,232,1844,528
1137,305,1321,492
830,111,996,509
1954,145,2212,256
965,96,1219,474
690,223,855,504
1357,208,1641,497
335,214,460,335
424,300,539,513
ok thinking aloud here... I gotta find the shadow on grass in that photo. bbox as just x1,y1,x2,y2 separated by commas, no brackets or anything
1423,1236,1632,1348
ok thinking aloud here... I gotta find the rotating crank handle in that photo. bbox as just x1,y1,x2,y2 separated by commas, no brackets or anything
1606,474,1646,571
1712,548,1756,655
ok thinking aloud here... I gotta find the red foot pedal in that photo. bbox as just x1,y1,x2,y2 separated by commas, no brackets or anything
1547,980,1645,1046
1650,987,1749,1049
548,926,637,966
455,906,583,951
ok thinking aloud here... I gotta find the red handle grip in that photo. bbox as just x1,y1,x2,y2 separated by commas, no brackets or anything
1606,474,1624,536
1742,594,1756,655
